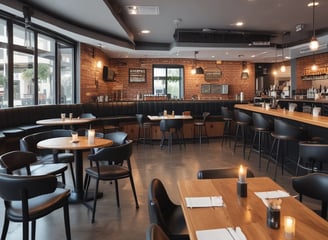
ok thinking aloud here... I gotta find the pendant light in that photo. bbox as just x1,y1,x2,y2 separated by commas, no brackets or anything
309,0,319,51
272,47,278,76
280,33,287,73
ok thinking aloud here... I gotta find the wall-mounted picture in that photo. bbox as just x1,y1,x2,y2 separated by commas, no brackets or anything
129,68,146,83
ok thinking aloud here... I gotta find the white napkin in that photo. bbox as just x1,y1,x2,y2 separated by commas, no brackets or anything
185,196,224,208
255,190,290,207
255,190,290,199
196,227,247,240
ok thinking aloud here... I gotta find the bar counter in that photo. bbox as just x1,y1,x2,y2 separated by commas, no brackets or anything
234,104,328,129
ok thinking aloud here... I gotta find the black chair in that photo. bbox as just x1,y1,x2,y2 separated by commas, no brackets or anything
103,131,128,146
233,110,252,159
78,113,96,129
193,112,210,144
248,112,273,169
197,167,255,179
20,129,76,187
148,178,189,240
146,223,170,240
292,173,328,219
160,119,184,152
296,141,328,176
267,119,301,180
0,173,71,240
136,114,154,145
0,150,68,186
83,140,139,223
221,106,233,147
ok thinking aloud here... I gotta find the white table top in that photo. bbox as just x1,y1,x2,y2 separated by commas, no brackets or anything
37,136,112,150
147,115,193,120
36,118,94,126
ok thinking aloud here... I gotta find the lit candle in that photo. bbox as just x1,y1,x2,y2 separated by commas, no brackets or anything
284,216,295,239
238,165,247,183
88,129,95,144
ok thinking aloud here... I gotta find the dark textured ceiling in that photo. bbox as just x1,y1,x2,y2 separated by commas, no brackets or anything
1,0,328,62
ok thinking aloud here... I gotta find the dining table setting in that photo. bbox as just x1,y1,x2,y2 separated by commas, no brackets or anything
177,177,328,240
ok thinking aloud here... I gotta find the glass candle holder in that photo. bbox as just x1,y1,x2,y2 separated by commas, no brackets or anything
88,129,95,144
61,113,66,121
284,216,295,239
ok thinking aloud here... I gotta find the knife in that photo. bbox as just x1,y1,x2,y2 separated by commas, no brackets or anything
235,227,247,240
227,227,240,240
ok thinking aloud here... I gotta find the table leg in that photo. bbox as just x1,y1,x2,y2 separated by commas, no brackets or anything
69,150,83,203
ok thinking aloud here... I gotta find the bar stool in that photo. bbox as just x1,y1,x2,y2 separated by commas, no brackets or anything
296,141,328,176
136,114,154,145
160,119,184,152
193,112,210,144
221,106,233,147
267,119,301,180
248,112,273,169
233,109,252,159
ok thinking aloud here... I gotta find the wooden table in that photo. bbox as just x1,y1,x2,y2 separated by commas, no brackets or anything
147,115,193,121
178,177,328,240
234,103,328,129
36,118,94,127
37,136,112,203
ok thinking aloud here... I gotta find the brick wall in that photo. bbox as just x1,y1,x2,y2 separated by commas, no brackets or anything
296,52,328,91
80,43,255,103
80,43,328,102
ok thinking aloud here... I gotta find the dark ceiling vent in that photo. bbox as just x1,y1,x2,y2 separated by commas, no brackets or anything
173,28,274,46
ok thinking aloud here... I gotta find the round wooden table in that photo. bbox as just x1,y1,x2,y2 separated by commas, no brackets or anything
37,136,113,203
36,118,94,128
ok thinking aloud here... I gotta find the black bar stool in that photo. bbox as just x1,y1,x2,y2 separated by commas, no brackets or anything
267,119,301,180
296,141,328,176
160,119,184,152
233,109,252,159
221,106,233,147
136,114,154,145
193,112,210,144
248,112,273,169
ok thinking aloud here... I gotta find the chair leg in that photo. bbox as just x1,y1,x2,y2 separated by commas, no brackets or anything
129,175,139,208
91,180,99,223
233,125,240,153
31,220,36,240
63,202,71,240
114,180,120,208
69,162,76,188
247,130,257,162
322,201,327,219
1,217,9,240
274,139,281,181
22,220,29,240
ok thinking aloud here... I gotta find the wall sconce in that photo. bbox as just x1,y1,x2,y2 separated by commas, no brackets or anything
95,60,102,88
191,51,204,75
241,61,249,79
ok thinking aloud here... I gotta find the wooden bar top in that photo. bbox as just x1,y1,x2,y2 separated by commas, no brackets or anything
235,104,328,129
178,177,328,240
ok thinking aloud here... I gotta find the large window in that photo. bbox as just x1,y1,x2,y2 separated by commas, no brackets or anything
0,13,76,108
153,65,184,99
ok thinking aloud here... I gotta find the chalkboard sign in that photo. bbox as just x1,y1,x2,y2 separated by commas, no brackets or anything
201,84,228,94
210,84,221,94
201,84,211,94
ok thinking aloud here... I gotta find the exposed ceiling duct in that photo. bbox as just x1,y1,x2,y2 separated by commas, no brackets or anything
173,28,275,47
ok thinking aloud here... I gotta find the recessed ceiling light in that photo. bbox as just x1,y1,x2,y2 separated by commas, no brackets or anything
140,29,151,34
236,22,244,26
126,5,159,15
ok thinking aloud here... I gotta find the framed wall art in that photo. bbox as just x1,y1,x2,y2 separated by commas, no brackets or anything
129,68,146,83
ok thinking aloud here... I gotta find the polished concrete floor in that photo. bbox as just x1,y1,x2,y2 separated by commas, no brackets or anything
0,138,321,240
